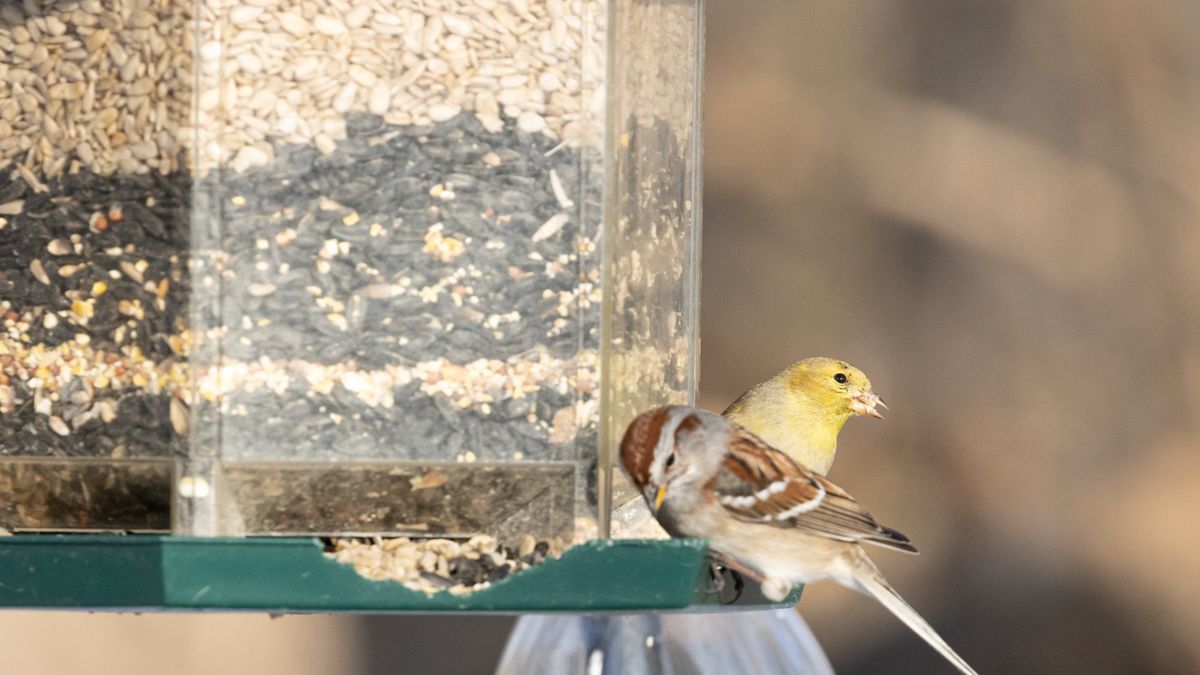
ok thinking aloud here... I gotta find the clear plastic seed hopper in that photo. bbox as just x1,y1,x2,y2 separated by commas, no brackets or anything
0,0,786,613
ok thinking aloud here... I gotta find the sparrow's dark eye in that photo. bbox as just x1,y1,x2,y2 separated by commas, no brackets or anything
665,454,676,469
834,373,848,384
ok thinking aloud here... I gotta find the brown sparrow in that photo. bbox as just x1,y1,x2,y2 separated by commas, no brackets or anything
620,405,977,675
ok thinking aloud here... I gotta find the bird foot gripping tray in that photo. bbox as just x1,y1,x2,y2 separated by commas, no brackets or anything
0,0,801,612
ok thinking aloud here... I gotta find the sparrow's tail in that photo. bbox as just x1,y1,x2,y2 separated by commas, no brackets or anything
847,556,978,675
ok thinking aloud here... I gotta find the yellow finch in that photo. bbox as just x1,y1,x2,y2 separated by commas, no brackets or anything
722,357,884,475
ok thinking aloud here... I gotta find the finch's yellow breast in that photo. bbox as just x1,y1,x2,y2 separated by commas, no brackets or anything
724,379,849,475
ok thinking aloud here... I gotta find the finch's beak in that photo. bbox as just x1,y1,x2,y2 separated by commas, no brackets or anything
653,484,668,512
850,389,886,419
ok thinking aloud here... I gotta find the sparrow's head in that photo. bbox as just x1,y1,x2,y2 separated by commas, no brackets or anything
783,357,886,420
619,406,726,513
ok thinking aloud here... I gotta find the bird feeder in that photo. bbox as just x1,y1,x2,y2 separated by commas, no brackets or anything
0,0,773,612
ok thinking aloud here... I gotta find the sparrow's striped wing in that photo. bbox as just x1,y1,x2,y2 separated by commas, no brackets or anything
711,428,917,553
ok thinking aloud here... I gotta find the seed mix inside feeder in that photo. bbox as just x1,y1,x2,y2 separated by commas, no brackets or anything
0,0,701,590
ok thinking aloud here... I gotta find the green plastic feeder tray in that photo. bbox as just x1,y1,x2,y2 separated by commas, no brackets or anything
0,536,799,613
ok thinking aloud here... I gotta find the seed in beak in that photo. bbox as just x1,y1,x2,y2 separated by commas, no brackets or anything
851,391,885,419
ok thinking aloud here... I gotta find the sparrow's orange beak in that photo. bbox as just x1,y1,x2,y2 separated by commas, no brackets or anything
653,484,668,512
850,389,886,419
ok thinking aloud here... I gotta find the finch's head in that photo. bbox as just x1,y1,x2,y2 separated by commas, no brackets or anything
783,357,886,419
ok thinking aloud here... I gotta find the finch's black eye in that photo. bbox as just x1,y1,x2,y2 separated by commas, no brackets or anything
834,373,848,384
665,454,676,468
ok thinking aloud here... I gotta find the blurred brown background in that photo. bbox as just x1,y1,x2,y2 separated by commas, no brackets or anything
3,1,1198,673
700,1,1200,673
